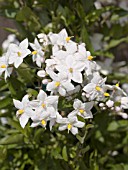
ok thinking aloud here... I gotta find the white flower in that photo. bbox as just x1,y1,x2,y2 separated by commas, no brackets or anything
57,116,85,135
30,38,45,67
106,100,114,108
30,90,58,130
64,41,77,54
48,28,73,46
46,72,75,96
30,89,58,112
0,53,13,80
30,109,50,129
56,54,85,83
121,97,128,109
8,38,31,68
68,99,93,119
13,95,33,128
83,72,107,100
117,112,128,119
75,44,99,76
2,34,19,52
37,33,50,46
31,110,61,130
37,70,46,77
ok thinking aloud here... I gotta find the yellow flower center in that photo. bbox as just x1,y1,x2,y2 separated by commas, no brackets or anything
104,92,110,97
66,36,74,42
32,50,37,55
1,64,6,68
18,109,24,114
66,37,71,42
116,83,119,87
67,123,72,130
55,81,60,87
79,109,84,114
17,52,21,56
95,86,101,91
41,119,46,126
87,56,93,61
69,68,73,73
41,103,46,108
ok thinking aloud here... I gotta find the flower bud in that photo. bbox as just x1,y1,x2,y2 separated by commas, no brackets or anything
37,70,46,77
99,103,104,107
106,100,114,108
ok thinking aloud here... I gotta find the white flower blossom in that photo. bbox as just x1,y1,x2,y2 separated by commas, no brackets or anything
56,54,85,83
68,99,93,119
83,72,107,100
0,52,13,80
8,38,31,68
48,28,73,46
121,97,128,109
57,116,85,135
30,38,45,67
46,72,75,96
13,95,33,128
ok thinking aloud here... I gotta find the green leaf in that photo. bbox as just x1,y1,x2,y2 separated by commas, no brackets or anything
16,6,41,32
5,9,17,18
76,133,87,144
94,51,114,58
107,121,119,131
81,26,94,54
0,134,24,145
7,76,26,99
26,88,38,97
3,27,18,35
0,97,12,109
8,118,27,136
0,147,7,162
105,37,128,50
62,146,68,161
86,124,94,130
17,63,35,84
109,164,124,170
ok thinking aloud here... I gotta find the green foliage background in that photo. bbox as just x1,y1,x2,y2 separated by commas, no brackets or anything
0,0,128,169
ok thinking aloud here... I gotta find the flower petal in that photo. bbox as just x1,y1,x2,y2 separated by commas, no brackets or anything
19,114,29,128
37,90,47,101
20,38,28,49
13,99,23,109
73,121,85,128
72,72,82,83
58,124,67,131
71,126,78,135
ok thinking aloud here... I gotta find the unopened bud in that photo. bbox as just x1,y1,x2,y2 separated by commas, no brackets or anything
106,100,114,108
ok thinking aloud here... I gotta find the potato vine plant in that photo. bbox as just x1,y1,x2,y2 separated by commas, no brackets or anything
0,29,128,136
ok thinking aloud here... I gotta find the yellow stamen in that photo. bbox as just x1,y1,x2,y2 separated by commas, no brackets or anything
79,109,84,114
104,92,110,97
32,50,37,55
69,68,73,73
66,37,71,42
41,103,46,108
17,52,21,56
95,86,101,91
87,56,93,61
66,36,74,42
116,83,119,87
18,109,24,114
67,123,72,130
1,64,6,68
41,119,46,126
55,81,60,87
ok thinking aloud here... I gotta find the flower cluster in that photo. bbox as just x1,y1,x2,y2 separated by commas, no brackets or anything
0,29,128,135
